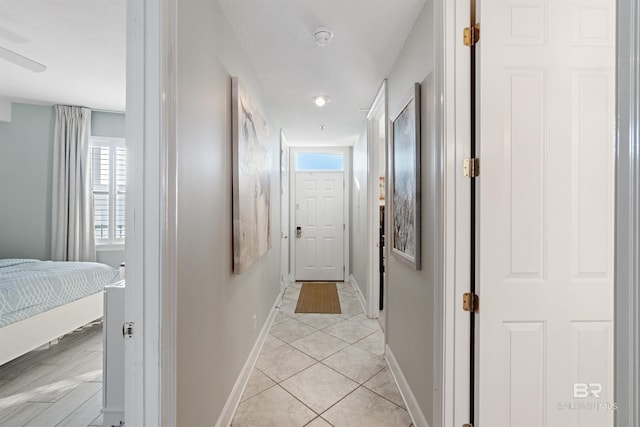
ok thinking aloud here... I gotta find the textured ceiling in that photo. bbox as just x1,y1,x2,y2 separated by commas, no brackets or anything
0,0,425,145
0,0,126,112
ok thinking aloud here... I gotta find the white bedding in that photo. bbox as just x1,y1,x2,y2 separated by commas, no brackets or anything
0,259,119,328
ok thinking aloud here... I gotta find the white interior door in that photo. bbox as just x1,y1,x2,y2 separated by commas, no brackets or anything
478,1,615,426
295,171,344,281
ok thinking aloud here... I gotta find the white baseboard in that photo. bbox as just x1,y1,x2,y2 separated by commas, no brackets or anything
349,274,368,316
215,290,283,427
385,344,430,427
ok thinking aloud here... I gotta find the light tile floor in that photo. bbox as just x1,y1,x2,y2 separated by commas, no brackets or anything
231,282,413,427
0,323,105,427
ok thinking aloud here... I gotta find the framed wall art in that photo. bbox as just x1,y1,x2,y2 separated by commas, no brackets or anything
232,77,272,274
390,82,421,270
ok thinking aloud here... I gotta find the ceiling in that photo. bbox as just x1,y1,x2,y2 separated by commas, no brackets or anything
219,0,425,145
0,0,126,112
0,0,425,145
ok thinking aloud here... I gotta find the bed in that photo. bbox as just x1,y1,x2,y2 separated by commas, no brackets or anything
0,258,122,366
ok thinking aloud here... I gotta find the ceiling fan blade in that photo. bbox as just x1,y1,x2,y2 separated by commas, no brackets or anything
0,46,46,73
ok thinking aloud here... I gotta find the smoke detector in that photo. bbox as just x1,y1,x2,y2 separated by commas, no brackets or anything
313,28,333,46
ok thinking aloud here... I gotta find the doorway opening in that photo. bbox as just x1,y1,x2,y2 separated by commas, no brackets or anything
367,81,387,329
290,147,350,282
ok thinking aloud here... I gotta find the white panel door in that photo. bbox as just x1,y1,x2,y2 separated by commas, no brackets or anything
478,1,615,426
295,171,344,281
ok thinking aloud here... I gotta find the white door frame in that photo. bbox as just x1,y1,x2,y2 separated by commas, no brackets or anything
435,0,473,425
289,146,350,282
366,81,387,319
615,0,640,424
126,0,176,425
280,131,290,289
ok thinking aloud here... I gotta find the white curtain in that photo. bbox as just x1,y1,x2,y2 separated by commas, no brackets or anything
51,105,95,261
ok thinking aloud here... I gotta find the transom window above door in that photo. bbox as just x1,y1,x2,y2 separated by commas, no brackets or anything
295,152,344,171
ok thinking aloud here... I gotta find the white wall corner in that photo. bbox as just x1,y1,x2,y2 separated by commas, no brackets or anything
349,274,369,317
0,99,12,122
385,344,430,427
215,290,283,427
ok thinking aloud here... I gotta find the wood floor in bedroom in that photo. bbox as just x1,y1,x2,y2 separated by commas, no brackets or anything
0,322,105,427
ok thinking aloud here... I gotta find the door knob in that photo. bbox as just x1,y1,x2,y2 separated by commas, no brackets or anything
296,226,302,238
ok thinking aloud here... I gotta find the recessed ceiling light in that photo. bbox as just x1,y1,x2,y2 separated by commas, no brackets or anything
313,27,334,46
313,95,330,107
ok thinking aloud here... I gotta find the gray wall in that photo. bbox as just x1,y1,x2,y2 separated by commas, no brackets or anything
95,248,125,269
92,111,125,138
175,0,281,424
351,130,369,300
385,2,436,424
0,103,126,267
0,104,54,260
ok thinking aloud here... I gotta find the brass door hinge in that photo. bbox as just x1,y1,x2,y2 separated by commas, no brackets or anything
464,158,480,178
463,292,479,313
463,23,480,46
462,424,474,427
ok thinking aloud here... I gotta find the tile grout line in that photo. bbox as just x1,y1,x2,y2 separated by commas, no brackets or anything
233,291,411,426
361,380,409,411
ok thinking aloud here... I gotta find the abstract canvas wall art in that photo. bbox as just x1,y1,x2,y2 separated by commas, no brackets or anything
232,77,271,273
390,82,421,270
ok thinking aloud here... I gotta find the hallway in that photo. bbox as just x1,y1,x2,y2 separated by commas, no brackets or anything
231,283,412,427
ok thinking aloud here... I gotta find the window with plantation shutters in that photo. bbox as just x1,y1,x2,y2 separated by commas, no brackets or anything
90,137,126,245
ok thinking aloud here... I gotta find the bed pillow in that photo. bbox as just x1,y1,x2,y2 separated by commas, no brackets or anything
0,259,39,269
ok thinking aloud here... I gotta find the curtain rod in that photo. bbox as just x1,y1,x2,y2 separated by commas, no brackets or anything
56,104,125,115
